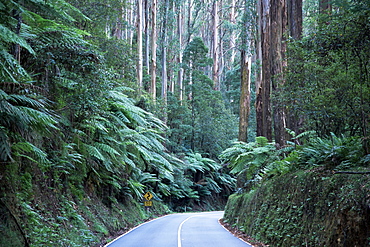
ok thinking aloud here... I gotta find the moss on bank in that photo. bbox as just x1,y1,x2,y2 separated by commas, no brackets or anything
0,190,170,246
223,171,370,246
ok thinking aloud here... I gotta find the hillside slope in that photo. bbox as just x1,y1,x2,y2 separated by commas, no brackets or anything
223,171,370,246
0,188,170,246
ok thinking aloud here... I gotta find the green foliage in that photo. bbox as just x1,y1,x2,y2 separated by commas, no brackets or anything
0,89,57,163
0,0,239,246
182,37,213,70
220,137,277,187
176,37,238,159
166,152,236,211
295,133,366,170
224,172,370,246
281,0,370,139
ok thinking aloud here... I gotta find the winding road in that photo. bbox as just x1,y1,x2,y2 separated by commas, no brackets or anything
105,211,251,247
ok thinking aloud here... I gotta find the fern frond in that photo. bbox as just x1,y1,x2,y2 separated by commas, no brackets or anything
205,177,222,193
84,143,105,162
12,141,50,166
0,24,35,54
255,136,269,147
18,106,57,131
0,49,30,82
127,178,145,199
294,130,317,140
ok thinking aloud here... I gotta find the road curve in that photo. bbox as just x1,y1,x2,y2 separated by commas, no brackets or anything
105,211,251,247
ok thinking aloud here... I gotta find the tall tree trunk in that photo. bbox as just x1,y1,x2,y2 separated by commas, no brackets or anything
271,0,287,148
255,0,263,136
161,0,169,102
144,0,150,74
187,0,193,43
177,3,184,102
229,0,237,70
150,0,157,100
168,2,176,95
286,0,303,137
212,0,220,90
257,0,272,141
238,50,251,142
137,0,143,93
287,0,302,40
128,0,134,46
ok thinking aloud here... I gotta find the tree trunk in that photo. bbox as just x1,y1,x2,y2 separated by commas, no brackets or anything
177,3,184,102
286,0,303,137
287,0,302,40
187,0,193,43
137,0,143,93
212,0,220,90
150,0,157,100
257,0,272,141
12,9,22,63
144,0,150,74
230,0,236,68
255,0,263,135
161,0,169,102
271,0,287,148
238,51,251,142
128,0,134,46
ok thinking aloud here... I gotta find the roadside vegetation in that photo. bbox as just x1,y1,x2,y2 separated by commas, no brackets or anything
222,134,370,246
0,0,369,246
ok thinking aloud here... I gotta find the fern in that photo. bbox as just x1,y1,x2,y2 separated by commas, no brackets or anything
255,136,269,147
0,24,35,54
0,89,57,163
294,130,317,140
220,137,278,187
12,142,50,167
94,142,120,157
126,179,145,199
0,49,30,82
83,143,106,162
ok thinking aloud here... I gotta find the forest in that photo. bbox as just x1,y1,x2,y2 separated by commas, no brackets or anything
0,0,369,246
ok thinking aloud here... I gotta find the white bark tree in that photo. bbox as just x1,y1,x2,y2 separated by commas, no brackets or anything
150,0,158,100
137,0,144,93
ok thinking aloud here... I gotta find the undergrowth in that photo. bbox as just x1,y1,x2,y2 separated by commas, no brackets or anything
223,171,370,246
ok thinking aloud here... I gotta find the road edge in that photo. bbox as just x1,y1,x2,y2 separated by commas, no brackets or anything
102,214,171,247
218,218,268,247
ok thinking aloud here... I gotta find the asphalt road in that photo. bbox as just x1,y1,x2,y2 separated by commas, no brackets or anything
105,211,251,247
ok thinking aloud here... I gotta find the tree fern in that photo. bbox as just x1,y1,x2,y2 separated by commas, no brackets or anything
0,24,35,55
0,90,57,161
12,142,50,167
83,143,106,163
220,137,277,188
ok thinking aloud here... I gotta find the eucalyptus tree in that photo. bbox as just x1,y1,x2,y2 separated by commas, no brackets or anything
281,0,370,152
137,0,144,93
270,0,288,148
212,0,220,89
160,0,169,102
150,0,158,100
